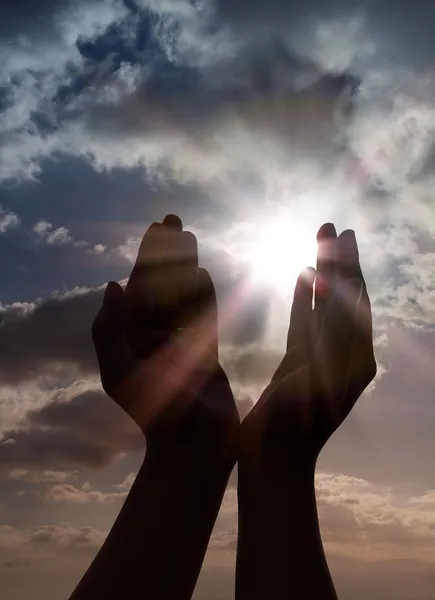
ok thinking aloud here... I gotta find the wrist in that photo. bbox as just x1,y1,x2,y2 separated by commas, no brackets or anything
236,459,337,600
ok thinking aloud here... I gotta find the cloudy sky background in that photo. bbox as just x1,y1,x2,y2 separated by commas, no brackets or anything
1,0,435,598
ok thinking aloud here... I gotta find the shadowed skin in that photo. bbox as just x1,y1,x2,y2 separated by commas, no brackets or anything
236,224,377,600
70,215,239,600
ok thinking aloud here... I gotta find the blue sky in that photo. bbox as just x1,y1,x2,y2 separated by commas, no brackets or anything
1,1,435,599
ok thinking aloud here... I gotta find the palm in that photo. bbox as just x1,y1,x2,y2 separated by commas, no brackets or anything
92,215,238,449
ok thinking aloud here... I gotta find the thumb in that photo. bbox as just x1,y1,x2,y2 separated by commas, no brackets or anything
92,282,137,396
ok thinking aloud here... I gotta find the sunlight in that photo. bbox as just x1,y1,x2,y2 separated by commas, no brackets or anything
244,213,318,293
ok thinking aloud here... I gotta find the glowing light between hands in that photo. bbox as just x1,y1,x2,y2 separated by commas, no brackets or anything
244,216,318,293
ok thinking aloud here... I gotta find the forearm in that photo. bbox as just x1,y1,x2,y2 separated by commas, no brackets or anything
236,461,337,600
70,441,235,600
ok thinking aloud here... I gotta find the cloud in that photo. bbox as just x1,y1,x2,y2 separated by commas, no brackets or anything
34,220,73,246
0,0,130,182
32,219,108,254
0,0,435,225
0,521,105,568
113,472,137,491
0,206,20,233
43,482,127,504
0,426,117,471
316,473,435,563
28,388,143,452
0,384,143,472
0,0,361,188
410,490,435,507
209,472,435,568
116,236,140,263
0,285,102,384
29,522,105,553
8,469,75,484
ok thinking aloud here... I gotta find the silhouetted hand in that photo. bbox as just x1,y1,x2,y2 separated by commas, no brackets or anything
72,216,238,600
236,224,377,600
92,215,238,454
240,223,377,470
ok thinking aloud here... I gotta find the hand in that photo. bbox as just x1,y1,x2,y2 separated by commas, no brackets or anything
92,215,238,456
240,223,377,472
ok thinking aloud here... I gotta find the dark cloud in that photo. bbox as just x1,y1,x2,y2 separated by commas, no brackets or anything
238,1,435,74
0,287,101,384
0,389,143,472
0,0,358,186
213,0,353,28
0,0,73,41
28,389,143,452
0,427,114,471
82,51,356,183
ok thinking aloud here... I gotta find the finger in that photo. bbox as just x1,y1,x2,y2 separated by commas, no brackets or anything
316,273,363,402
153,215,184,329
162,213,182,230
125,222,162,330
92,282,137,396
337,230,376,400
174,230,199,329
336,228,372,342
314,222,337,326
287,267,316,353
316,230,363,384
197,267,219,359
336,229,362,280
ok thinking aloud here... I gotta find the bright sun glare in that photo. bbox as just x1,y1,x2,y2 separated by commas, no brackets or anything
244,216,318,293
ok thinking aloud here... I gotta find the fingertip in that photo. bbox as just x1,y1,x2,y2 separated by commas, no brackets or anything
301,266,316,283
198,266,213,283
181,230,199,260
294,267,316,292
317,222,337,241
338,228,360,262
104,281,124,305
163,214,183,230
339,228,356,240
182,230,197,244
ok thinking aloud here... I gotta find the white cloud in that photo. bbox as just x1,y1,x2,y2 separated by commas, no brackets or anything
209,473,435,566
410,490,435,507
35,221,72,246
113,472,137,491
0,521,106,566
32,219,109,252
116,235,140,263
8,469,75,484
0,206,20,233
44,482,127,504
316,473,435,563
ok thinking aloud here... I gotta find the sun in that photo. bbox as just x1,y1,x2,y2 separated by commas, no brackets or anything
244,216,317,293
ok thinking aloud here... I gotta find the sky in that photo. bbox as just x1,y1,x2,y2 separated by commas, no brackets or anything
1,0,435,598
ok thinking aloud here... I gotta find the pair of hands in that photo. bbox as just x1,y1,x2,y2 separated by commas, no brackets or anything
92,215,376,472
